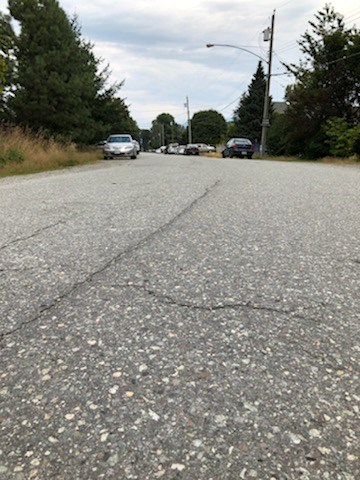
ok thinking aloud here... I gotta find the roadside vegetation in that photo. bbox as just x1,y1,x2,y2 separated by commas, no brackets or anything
203,151,359,164
0,127,99,177
1,2,359,177
147,6,359,161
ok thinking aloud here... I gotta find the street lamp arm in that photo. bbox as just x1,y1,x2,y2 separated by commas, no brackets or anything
206,43,268,64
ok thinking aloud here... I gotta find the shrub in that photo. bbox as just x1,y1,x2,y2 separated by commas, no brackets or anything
0,148,26,166
324,118,360,157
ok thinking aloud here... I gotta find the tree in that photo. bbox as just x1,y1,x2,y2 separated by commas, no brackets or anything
149,113,185,148
0,56,5,92
267,112,292,156
231,61,272,144
284,5,360,158
140,129,151,151
7,0,137,144
91,84,139,143
324,117,360,157
191,109,227,145
8,0,105,141
0,13,16,121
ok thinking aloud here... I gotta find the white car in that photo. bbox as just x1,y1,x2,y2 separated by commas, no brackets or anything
166,143,179,154
196,143,216,153
133,140,140,154
155,146,167,153
103,134,137,159
176,145,186,154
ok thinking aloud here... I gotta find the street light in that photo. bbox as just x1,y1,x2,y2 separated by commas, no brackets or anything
206,12,275,156
206,43,268,64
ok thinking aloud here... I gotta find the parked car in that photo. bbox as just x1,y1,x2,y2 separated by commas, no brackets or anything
196,143,216,153
133,140,140,154
183,144,200,155
103,134,137,159
221,138,254,159
177,145,186,155
166,143,179,154
95,140,106,149
155,146,167,153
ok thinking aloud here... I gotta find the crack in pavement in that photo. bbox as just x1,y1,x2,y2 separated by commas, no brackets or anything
135,284,289,314
0,180,221,342
0,220,67,251
113,282,304,316
107,282,332,323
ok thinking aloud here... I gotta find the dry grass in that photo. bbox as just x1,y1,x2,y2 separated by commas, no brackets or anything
203,151,359,164
0,127,99,177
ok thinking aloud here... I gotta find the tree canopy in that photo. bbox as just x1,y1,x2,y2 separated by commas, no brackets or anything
191,110,227,145
283,5,360,158
0,13,16,119
2,0,138,143
231,61,272,143
149,113,186,148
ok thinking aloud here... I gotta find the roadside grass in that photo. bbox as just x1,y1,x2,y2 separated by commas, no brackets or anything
203,151,359,164
1,128,358,178
0,127,100,178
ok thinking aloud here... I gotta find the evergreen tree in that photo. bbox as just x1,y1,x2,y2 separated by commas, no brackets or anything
192,109,227,145
0,12,16,121
140,129,151,151
8,0,97,140
267,112,292,156
285,5,360,158
90,76,139,143
149,113,185,148
7,0,136,144
231,62,272,143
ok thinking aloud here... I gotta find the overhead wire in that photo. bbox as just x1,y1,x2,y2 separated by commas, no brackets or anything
184,2,359,121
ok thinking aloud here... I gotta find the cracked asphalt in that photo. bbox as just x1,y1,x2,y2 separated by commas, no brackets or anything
0,154,359,479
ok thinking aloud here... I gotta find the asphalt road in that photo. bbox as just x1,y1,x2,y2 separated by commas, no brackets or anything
0,154,359,479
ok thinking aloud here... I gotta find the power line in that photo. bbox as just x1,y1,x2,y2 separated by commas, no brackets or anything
324,50,360,66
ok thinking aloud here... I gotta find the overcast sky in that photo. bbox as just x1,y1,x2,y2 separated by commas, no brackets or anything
1,0,359,129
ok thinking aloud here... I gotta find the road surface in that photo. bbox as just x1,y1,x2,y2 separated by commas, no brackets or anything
0,154,359,479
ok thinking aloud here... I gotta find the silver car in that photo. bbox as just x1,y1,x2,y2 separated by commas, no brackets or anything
132,140,140,154
196,143,216,153
103,134,137,159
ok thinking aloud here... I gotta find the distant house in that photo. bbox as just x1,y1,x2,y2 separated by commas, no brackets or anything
273,101,287,114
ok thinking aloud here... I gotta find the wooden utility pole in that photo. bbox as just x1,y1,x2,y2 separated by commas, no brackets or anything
185,96,192,143
260,11,275,156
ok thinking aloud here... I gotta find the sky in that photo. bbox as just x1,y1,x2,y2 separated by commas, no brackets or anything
1,0,359,129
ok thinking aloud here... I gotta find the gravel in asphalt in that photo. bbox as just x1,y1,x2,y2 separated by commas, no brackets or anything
0,155,359,479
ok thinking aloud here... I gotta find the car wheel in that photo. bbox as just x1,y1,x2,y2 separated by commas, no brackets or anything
247,154,253,159
131,154,137,159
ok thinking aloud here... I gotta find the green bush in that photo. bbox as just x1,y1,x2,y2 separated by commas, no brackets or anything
0,148,26,166
324,118,360,157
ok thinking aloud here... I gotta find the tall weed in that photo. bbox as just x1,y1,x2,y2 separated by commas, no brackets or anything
0,127,98,177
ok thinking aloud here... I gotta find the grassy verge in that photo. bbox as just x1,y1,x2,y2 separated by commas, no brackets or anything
0,127,100,178
203,151,359,164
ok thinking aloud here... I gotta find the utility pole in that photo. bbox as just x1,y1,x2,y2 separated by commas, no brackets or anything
185,96,192,143
260,10,275,156
161,123,165,146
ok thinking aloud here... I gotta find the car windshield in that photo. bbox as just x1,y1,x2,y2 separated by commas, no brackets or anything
234,139,252,145
108,136,131,143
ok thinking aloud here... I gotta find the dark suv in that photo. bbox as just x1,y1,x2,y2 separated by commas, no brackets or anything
222,138,254,159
